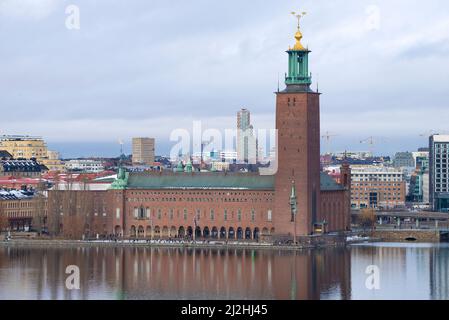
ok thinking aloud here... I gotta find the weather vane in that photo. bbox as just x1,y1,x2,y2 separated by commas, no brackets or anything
289,11,307,50
291,11,307,30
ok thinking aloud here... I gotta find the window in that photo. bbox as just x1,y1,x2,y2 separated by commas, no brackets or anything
183,209,187,220
251,209,255,222
170,209,174,220
237,209,242,222
157,209,162,219
267,210,272,221
224,209,228,221
210,209,215,221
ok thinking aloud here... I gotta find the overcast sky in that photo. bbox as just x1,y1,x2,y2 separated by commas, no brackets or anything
1,0,448,158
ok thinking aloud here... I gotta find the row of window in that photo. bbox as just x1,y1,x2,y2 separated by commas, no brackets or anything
129,191,274,197
4,210,36,218
131,208,273,223
352,182,403,186
126,197,273,203
1,201,34,209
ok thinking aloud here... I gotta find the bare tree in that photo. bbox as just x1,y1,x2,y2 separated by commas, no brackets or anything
0,202,8,233
33,178,47,235
358,208,376,232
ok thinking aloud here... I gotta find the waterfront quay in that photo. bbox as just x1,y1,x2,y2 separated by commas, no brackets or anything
1,232,349,250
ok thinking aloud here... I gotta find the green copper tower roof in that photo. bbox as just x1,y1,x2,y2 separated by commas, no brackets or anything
284,12,312,89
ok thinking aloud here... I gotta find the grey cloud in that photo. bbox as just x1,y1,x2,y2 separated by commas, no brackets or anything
1,0,448,156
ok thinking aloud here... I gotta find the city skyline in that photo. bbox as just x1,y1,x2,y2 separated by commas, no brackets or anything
1,0,449,158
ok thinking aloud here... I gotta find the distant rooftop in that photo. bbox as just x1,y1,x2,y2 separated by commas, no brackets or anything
0,159,46,173
0,135,43,141
0,189,35,200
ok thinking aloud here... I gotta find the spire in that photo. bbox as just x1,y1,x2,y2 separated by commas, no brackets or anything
285,11,312,88
185,158,193,173
176,160,184,173
289,180,297,222
289,11,307,51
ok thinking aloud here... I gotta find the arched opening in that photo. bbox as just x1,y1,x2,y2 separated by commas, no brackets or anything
178,226,185,238
137,225,145,238
262,227,269,235
130,225,136,238
211,227,218,239
220,227,227,239
270,227,275,235
187,226,193,237
114,225,121,236
170,226,177,237
228,227,235,239
237,227,243,239
84,224,90,238
253,227,260,240
146,226,152,238
195,226,202,239
245,227,252,240
154,226,161,238
162,226,169,238
203,226,210,238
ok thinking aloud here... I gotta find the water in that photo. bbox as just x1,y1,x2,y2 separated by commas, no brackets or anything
0,243,448,300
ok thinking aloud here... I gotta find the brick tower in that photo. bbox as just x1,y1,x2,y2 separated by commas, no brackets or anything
274,14,321,237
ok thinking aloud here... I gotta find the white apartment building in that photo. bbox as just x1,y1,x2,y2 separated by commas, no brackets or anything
65,159,104,173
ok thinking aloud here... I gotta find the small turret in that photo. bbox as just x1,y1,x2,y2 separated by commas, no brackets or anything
185,159,193,173
176,161,184,173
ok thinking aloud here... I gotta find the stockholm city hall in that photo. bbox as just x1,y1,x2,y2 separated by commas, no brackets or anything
48,14,352,241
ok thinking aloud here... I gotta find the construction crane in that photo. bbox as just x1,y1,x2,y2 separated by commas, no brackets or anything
360,136,385,156
321,131,338,155
420,129,449,138
420,130,435,138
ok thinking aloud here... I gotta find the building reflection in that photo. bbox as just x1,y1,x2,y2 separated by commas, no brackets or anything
430,246,449,300
0,246,351,300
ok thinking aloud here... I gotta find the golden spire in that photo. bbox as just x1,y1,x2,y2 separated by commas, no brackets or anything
289,11,307,51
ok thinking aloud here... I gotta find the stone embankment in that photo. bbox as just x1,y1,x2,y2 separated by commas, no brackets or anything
0,234,349,250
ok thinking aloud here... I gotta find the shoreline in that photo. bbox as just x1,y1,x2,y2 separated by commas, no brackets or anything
0,238,352,251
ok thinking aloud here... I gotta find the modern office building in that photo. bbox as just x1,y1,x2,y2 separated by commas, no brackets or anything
393,152,415,168
429,135,449,212
412,150,429,169
236,109,257,164
350,165,406,209
132,138,155,166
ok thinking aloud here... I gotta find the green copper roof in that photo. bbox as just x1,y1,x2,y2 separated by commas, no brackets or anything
320,172,345,191
111,170,345,192
126,172,276,190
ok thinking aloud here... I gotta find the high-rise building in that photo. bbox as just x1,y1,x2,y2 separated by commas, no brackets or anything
393,152,415,168
236,109,257,164
429,135,449,212
132,138,155,166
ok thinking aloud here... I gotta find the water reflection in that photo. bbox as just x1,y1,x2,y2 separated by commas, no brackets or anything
0,244,448,300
